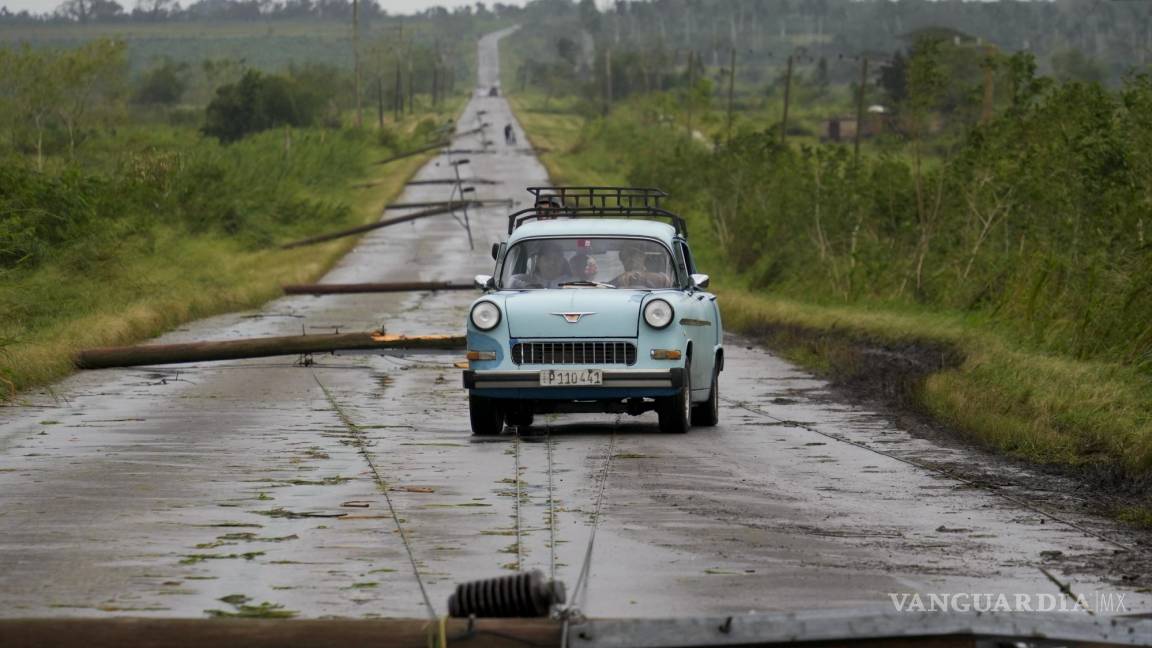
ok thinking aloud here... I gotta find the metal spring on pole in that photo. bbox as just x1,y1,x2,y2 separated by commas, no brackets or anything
447,570,566,618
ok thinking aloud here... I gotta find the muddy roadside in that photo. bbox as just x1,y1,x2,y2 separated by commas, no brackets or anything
737,322,1152,590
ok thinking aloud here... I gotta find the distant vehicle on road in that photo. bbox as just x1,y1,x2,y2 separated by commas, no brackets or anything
463,187,723,435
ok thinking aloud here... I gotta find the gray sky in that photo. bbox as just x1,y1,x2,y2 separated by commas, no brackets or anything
2,0,529,17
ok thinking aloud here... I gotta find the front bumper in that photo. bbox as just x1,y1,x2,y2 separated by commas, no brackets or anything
463,368,685,390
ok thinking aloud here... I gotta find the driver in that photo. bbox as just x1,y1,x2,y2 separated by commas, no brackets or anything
610,245,670,288
508,242,576,289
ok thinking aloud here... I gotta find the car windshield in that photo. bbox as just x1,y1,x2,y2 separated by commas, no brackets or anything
499,237,677,289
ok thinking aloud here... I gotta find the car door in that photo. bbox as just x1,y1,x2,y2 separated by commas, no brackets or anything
674,239,718,398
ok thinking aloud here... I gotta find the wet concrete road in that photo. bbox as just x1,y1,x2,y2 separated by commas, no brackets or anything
1,28,1150,621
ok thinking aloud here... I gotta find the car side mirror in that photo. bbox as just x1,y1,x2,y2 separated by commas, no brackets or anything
490,243,500,261
474,274,495,290
690,273,710,289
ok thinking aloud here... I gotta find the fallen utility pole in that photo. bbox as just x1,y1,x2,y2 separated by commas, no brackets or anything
374,140,450,165
386,199,512,210
407,178,498,185
0,617,560,648
283,281,473,295
279,203,462,249
374,124,490,165
74,332,465,370
386,200,479,210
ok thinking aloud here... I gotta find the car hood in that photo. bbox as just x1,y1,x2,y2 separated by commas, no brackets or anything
503,290,647,338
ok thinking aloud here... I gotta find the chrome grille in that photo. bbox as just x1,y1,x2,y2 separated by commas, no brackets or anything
511,341,637,366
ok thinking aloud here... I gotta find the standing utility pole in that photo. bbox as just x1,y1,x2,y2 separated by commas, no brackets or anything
853,56,868,163
779,54,794,145
603,47,613,115
725,47,737,145
352,0,362,128
980,45,997,125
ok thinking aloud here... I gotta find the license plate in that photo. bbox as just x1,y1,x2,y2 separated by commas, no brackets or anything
539,369,603,386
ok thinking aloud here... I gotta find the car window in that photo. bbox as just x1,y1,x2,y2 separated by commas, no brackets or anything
499,237,676,289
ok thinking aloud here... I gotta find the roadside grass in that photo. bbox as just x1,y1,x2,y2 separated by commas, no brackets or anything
0,105,462,397
508,89,1152,490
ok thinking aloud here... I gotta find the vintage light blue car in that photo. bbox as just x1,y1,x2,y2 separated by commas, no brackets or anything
462,187,723,435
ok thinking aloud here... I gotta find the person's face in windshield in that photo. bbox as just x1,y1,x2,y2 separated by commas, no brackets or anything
535,248,567,279
619,246,645,271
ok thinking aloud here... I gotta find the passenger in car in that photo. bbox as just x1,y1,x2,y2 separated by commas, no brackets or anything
568,252,599,281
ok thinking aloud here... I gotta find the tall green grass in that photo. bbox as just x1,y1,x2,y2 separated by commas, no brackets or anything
510,88,1152,488
0,106,459,395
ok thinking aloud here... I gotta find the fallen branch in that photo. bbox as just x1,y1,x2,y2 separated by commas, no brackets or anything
74,332,465,370
283,281,474,295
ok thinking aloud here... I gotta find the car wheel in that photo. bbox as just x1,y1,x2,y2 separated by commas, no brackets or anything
469,396,505,436
506,410,535,428
657,360,691,434
691,364,720,427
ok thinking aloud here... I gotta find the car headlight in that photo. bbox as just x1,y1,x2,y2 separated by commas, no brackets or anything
643,299,674,329
470,301,501,330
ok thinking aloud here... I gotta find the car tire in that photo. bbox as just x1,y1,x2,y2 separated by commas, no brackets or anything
657,360,691,434
506,410,535,428
469,396,505,436
691,364,720,427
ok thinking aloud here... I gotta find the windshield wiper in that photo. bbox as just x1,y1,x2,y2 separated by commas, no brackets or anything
558,280,617,289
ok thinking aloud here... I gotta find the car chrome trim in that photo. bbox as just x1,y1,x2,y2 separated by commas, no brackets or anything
464,368,684,390
551,311,597,323
512,340,637,366
678,318,712,326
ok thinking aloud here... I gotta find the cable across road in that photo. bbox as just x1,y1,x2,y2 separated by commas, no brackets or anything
313,372,439,620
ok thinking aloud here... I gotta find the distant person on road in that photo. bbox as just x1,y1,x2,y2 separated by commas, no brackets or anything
504,123,517,146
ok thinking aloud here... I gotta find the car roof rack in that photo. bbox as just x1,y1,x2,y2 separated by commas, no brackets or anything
510,186,687,237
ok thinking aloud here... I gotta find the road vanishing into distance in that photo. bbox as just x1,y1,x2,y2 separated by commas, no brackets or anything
1,29,1150,620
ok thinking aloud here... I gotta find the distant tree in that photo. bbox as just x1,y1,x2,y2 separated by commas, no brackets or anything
815,56,829,87
0,46,60,168
578,0,600,34
1050,49,1105,84
202,70,323,142
134,0,175,19
879,50,908,105
133,58,189,105
90,0,123,20
56,0,92,22
54,39,127,156
557,36,579,68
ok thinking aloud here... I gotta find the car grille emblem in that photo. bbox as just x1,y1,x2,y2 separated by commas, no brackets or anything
552,312,596,324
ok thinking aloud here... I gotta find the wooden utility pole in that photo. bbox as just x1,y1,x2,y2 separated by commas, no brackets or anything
603,47,613,115
685,50,696,142
854,56,868,163
377,76,384,129
75,332,465,370
394,59,403,119
780,54,793,145
352,0,362,127
980,45,997,124
725,46,737,145
407,56,414,114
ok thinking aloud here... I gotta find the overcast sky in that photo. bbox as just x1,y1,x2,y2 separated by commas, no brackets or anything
2,0,530,17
